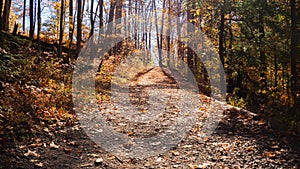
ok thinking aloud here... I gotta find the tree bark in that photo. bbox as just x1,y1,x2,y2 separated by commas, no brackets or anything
59,0,64,57
219,0,226,68
29,0,34,38
23,0,26,32
77,0,82,54
2,0,12,31
89,0,95,38
37,0,41,42
69,0,73,47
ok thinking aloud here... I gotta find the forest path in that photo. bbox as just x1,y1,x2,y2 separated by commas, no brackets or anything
2,67,299,168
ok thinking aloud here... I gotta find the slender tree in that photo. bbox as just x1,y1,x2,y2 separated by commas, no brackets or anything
29,0,34,38
59,0,64,57
23,0,26,32
37,0,41,42
106,0,116,35
77,0,82,53
68,0,74,52
0,0,4,30
219,0,226,68
89,0,95,38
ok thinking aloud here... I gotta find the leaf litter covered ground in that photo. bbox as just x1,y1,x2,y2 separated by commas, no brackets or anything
1,63,299,168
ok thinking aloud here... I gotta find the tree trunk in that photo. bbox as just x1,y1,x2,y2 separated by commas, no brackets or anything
0,0,3,29
219,0,226,68
106,0,116,35
166,0,171,67
59,0,64,57
97,0,103,43
153,0,162,66
37,0,41,42
29,0,34,38
89,0,95,38
2,0,12,31
187,0,195,70
22,0,26,32
77,0,82,54
69,0,73,48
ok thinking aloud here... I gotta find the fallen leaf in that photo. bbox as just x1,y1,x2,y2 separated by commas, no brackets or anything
88,153,99,157
67,141,77,146
63,147,72,153
203,137,209,142
95,158,103,165
156,157,163,162
128,130,134,136
247,146,256,151
35,162,43,167
199,107,206,111
24,150,40,157
171,151,180,156
265,151,276,158
19,145,27,149
50,141,60,149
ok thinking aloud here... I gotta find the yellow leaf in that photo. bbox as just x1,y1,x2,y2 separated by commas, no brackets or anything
128,131,134,136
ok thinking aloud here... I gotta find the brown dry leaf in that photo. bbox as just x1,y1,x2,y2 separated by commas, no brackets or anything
24,150,40,157
247,146,256,151
63,147,72,153
203,137,209,142
170,151,180,156
19,145,27,149
271,145,279,149
29,143,43,148
127,130,134,136
265,151,276,158
50,141,60,149
35,162,44,167
67,141,77,146
140,109,148,113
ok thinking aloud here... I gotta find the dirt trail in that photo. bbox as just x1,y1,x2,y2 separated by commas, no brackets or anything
2,67,299,168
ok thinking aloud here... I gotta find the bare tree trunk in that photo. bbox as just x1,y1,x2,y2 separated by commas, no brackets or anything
59,0,64,57
2,0,12,31
68,0,74,52
106,0,116,35
37,0,41,42
97,0,103,43
29,0,34,38
77,0,82,54
0,0,3,29
89,0,95,38
166,0,171,67
187,0,194,69
219,0,226,68
22,0,26,32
